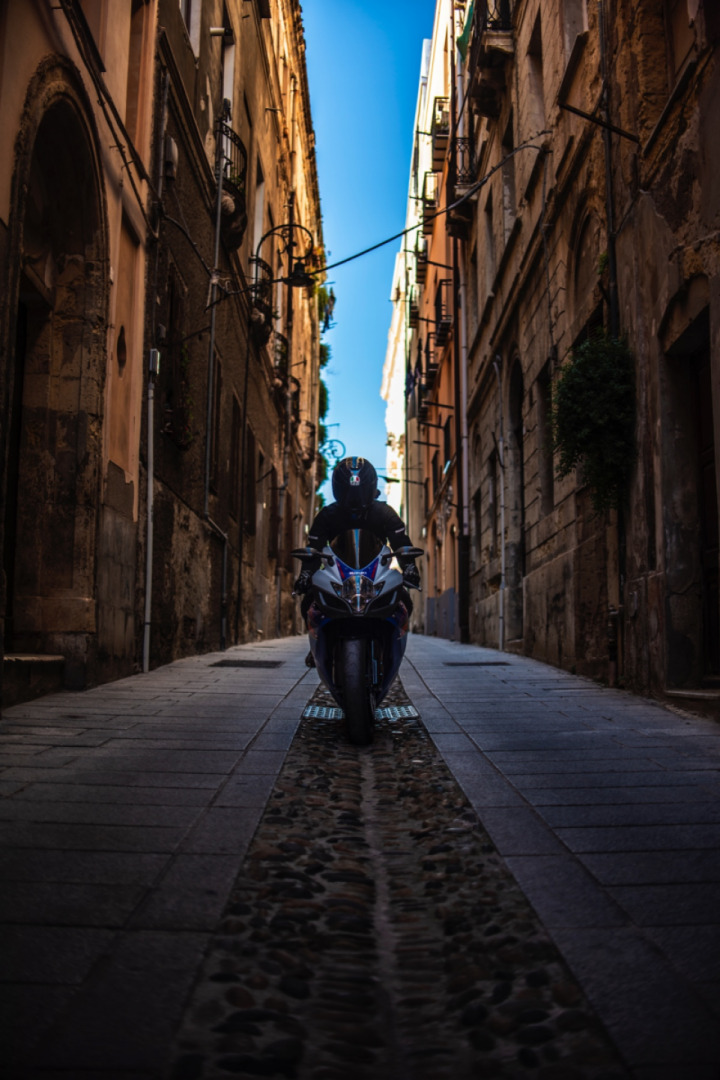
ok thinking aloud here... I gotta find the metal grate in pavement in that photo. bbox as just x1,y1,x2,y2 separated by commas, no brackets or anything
377,704,419,719
303,704,344,719
302,703,420,721
443,661,510,666
210,659,284,668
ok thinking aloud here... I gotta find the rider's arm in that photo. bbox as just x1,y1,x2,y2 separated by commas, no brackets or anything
304,504,340,574
371,503,414,565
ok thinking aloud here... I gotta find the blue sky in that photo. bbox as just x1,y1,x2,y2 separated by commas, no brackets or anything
300,0,437,501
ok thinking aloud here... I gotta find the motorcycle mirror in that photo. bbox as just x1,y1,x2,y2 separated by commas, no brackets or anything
394,546,425,559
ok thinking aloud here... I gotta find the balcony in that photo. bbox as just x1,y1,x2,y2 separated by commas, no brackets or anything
424,332,439,387
249,255,274,346
415,236,428,284
218,121,248,250
408,287,420,329
447,137,476,239
405,366,420,422
468,1,514,119
434,279,453,346
422,171,438,235
417,381,430,423
274,332,289,378
431,96,450,171
454,137,476,191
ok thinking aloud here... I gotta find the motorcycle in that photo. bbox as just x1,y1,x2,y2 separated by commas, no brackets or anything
292,530,424,746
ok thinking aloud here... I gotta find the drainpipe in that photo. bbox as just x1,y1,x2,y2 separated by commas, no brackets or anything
143,67,169,674
204,112,227,518
451,10,470,644
202,109,230,651
599,0,624,679
493,356,505,653
599,0,619,341
143,349,160,672
275,192,297,637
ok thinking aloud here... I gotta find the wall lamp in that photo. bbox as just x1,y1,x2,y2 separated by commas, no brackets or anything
252,221,316,289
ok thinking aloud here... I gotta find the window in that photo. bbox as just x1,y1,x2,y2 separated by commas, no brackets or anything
229,397,241,519
221,6,235,114
562,0,588,62
125,0,147,144
536,363,554,517
472,488,482,572
527,12,545,136
244,427,257,535
210,357,222,490
179,0,201,53
268,466,279,559
283,491,294,572
444,416,453,470
665,0,694,82
484,192,496,299
488,451,499,556
501,115,516,246
252,157,265,257
468,244,479,327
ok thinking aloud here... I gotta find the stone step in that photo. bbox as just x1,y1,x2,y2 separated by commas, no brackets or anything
2,653,66,708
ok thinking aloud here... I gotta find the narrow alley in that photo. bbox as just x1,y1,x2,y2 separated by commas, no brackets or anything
1,637,719,1079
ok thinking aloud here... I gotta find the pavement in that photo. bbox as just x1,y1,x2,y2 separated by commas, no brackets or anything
1,633,719,1078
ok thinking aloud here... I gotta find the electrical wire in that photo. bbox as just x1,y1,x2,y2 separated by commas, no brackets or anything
311,132,550,278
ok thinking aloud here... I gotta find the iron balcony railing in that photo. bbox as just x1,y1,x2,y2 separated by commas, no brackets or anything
424,332,438,382
408,286,420,329
431,96,450,170
274,332,289,377
434,279,453,345
455,136,476,187
469,0,513,72
218,120,248,197
415,235,428,284
480,0,513,33
422,171,438,235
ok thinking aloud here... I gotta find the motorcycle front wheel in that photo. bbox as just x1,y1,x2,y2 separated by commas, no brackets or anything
339,637,375,747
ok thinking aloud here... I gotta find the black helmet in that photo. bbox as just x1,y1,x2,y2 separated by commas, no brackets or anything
332,457,378,509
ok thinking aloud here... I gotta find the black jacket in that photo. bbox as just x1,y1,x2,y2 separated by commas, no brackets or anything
304,500,414,573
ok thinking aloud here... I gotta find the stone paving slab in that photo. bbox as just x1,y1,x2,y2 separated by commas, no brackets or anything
403,635,720,1076
2,632,720,1076
0,638,314,1075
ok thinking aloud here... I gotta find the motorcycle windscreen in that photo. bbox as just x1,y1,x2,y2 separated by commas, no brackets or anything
329,529,383,571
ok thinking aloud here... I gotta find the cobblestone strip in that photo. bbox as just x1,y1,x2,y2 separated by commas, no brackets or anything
168,683,629,1080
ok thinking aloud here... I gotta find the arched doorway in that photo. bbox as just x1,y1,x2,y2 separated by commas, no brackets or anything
660,279,718,687
3,69,107,686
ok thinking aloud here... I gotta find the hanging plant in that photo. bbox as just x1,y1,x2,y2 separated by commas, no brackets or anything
551,329,636,514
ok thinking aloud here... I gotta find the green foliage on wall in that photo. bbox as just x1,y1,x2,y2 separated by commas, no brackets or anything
551,330,636,514
318,379,329,420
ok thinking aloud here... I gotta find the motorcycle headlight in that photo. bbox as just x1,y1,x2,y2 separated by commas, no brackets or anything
338,574,383,613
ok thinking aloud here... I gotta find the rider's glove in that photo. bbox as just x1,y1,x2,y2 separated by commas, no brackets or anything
293,570,313,596
403,563,421,589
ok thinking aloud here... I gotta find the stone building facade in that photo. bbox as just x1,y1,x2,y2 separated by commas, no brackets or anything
386,0,720,708
0,0,323,705
146,0,323,667
0,0,159,701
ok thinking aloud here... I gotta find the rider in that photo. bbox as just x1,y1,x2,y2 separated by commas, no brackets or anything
293,457,421,598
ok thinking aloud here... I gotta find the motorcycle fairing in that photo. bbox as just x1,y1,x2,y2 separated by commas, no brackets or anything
298,530,420,711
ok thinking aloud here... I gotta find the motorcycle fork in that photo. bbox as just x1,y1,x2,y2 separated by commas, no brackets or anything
370,639,381,691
